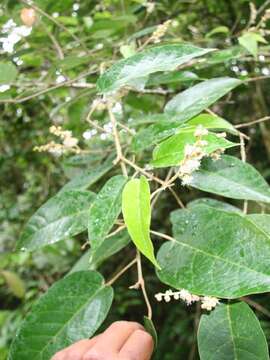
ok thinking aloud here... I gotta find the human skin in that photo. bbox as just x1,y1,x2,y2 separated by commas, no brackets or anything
51,321,154,360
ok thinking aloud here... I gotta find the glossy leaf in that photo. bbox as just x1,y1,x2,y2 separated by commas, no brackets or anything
152,131,237,168
0,62,17,84
61,156,114,192
198,302,269,360
165,77,241,114
132,78,241,151
147,70,199,86
122,176,159,268
97,44,213,93
88,175,127,250
1,271,25,298
157,204,270,298
190,155,270,203
9,271,113,360
188,197,241,213
18,190,96,251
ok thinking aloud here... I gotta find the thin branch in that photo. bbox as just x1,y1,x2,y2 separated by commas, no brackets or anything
236,116,270,129
150,230,175,242
168,187,185,209
241,297,270,318
0,71,96,104
257,0,270,16
20,0,89,52
108,105,128,177
106,258,137,286
130,251,153,319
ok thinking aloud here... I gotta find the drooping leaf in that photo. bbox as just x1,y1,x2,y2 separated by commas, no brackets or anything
198,302,269,360
152,131,237,168
157,204,270,298
97,44,213,93
190,155,270,203
17,190,96,251
0,62,17,84
143,317,158,350
132,78,241,151
88,175,127,250
60,156,114,192
1,271,25,299
122,176,159,268
8,271,113,360
206,26,229,38
164,77,241,115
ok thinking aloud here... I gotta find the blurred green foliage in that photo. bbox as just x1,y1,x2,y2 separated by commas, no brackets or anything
1,0,270,359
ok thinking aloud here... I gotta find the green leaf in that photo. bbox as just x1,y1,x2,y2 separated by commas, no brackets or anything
97,44,213,93
152,131,237,168
157,204,270,298
17,190,96,251
9,271,113,360
190,155,270,203
122,176,159,268
132,78,241,151
90,228,130,268
165,77,241,115
206,26,229,38
143,316,158,350
188,197,241,213
198,302,269,360
60,156,114,192
88,175,127,250
186,114,237,134
239,32,267,58
0,62,17,84
147,70,199,86
1,271,25,299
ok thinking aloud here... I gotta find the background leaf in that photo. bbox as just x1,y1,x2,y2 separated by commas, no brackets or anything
190,155,270,203
17,190,96,251
97,43,213,93
8,271,113,360
0,62,17,84
157,204,270,298
0,271,25,299
122,176,159,268
88,175,127,250
198,302,269,360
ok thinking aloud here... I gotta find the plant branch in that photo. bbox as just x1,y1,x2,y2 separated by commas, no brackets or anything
106,258,137,286
236,116,270,129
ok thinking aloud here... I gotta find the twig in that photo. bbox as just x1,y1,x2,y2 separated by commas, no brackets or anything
130,251,153,319
150,230,175,242
257,0,270,16
168,187,185,209
106,225,126,238
246,75,270,82
0,71,96,104
106,258,137,286
42,22,64,59
108,105,128,177
241,297,270,318
122,157,165,185
236,116,270,129
188,302,201,360
20,0,89,52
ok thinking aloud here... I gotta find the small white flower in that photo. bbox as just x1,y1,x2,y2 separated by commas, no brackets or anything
180,159,201,174
0,84,10,93
201,296,219,311
194,125,208,137
216,132,227,138
181,174,193,186
155,293,163,302
63,137,78,148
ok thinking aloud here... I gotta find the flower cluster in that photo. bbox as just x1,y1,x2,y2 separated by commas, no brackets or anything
0,19,32,53
155,289,219,311
179,125,209,185
34,126,80,156
150,20,172,43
